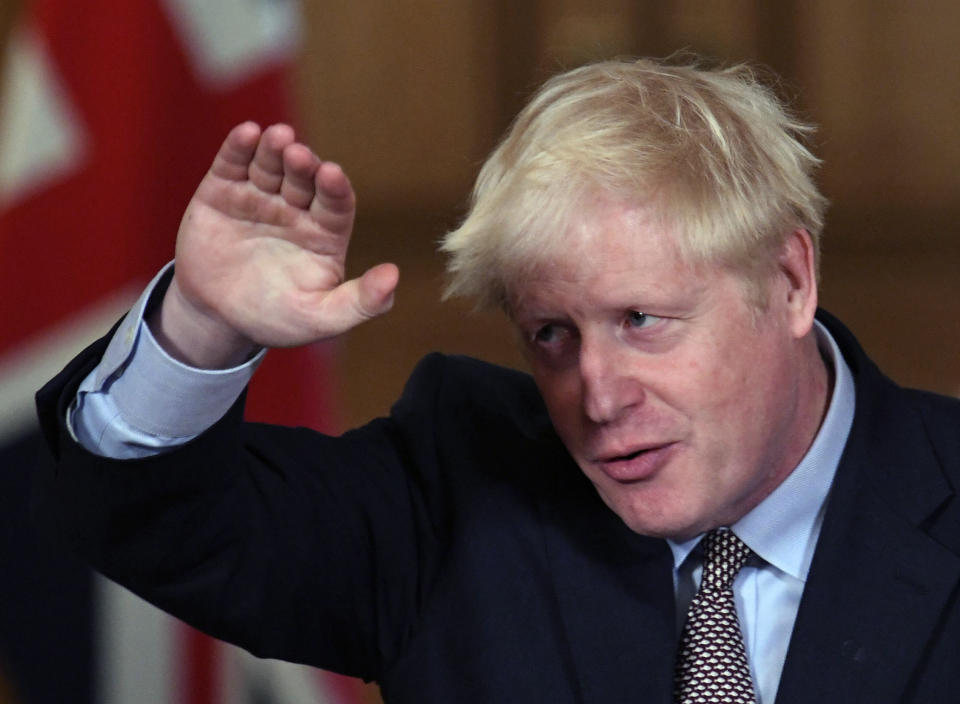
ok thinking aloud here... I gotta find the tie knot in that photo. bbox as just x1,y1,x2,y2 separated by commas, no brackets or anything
700,528,751,592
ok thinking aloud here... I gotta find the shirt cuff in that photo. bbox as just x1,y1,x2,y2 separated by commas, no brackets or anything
70,262,265,455
111,316,265,438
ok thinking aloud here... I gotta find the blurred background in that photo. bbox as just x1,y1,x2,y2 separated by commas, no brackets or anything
1,1,957,703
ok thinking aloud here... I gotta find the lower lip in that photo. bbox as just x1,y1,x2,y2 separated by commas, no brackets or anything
596,443,677,483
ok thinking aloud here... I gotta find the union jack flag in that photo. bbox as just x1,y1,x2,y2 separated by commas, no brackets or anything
0,1,367,702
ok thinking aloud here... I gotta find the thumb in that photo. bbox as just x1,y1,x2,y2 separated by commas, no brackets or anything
313,262,399,337
356,262,399,317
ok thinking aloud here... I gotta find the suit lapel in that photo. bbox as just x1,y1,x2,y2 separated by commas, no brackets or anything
777,318,960,703
537,453,676,704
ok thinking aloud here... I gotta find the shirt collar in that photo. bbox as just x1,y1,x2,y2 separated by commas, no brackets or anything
668,320,856,581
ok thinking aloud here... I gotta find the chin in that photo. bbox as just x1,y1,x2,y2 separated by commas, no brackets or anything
601,491,701,540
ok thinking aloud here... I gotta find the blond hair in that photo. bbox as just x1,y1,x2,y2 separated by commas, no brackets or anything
441,57,827,309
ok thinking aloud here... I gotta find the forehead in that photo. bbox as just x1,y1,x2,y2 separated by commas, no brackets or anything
508,197,706,310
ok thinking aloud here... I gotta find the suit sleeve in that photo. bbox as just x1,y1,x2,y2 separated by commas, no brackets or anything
34,336,453,682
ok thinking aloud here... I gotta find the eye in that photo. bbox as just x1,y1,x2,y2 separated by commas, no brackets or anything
625,310,658,329
533,323,560,344
524,322,578,367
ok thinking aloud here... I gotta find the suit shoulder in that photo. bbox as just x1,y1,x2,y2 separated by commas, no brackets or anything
394,353,549,435
408,351,533,388
894,387,960,487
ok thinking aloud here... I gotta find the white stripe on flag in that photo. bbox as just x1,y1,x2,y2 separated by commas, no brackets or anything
0,23,88,207
98,575,346,704
160,0,301,88
96,575,178,704
224,650,343,704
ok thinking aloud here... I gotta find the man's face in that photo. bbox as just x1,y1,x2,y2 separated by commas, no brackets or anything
510,198,824,541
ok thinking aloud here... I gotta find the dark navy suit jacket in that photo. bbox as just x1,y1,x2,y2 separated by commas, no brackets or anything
35,311,960,702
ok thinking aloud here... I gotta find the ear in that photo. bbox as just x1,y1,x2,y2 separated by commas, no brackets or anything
777,228,819,338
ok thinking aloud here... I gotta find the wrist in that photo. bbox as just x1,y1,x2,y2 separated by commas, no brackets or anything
149,278,259,369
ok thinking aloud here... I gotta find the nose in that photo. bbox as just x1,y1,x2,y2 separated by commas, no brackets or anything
578,333,644,424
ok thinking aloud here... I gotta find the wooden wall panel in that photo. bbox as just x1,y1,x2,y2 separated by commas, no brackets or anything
536,0,648,65
650,1,762,61
797,0,960,221
297,1,501,214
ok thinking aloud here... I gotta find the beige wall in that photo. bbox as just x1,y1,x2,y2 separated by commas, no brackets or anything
294,1,960,235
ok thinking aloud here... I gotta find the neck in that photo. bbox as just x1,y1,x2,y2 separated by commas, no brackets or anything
770,331,833,494
803,329,834,444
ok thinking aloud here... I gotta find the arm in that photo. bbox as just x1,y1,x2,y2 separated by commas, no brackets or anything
68,123,399,457
36,123,415,677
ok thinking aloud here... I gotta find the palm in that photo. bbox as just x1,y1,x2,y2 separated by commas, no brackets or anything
163,123,397,364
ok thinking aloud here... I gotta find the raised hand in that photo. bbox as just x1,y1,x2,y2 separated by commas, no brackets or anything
150,122,399,368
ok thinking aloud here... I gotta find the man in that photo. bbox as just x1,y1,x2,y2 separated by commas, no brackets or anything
36,58,960,703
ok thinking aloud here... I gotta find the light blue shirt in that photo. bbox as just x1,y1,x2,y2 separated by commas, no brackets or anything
70,267,856,703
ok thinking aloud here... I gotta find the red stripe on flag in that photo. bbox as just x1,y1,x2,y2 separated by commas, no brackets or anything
180,626,221,704
319,670,380,704
247,343,341,431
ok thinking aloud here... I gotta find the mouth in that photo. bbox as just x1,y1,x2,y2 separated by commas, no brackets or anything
610,447,652,462
592,442,677,483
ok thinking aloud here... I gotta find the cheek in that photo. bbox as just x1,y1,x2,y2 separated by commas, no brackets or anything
692,324,769,398
659,350,737,415
687,340,792,464
660,340,764,452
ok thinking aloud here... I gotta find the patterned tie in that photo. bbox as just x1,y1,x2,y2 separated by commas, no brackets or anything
674,528,757,704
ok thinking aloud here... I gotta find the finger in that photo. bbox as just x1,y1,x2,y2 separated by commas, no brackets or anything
279,143,321,209
249,124,295,193
210,122,262,181
314,263,399,335
310,161,356,233
314,161,354,211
